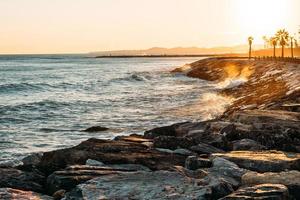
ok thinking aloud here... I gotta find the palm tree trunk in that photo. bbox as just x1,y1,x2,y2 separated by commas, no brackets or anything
273,45,276,57
291,41,294,58
249,45,252,59
281,45,284,58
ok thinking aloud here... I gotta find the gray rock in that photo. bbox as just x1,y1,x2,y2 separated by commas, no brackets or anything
0,160,23,168
154,148,174,154
185,156,212,170
22,153,43,166
83,126,108,132
220,184,289,200
190,142,225,154
232,139,266,151
0,188,53,200
173,148,194,156
64,169,236,200
85,159,105,166
210,157,247,180
212,150,300,172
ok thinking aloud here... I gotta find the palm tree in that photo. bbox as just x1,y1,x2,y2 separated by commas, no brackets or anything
262,36,269,49
269,37,278,57
248,36,254,59
275,29,289,58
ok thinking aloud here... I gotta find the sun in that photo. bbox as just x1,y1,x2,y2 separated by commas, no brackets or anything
233,0,289,40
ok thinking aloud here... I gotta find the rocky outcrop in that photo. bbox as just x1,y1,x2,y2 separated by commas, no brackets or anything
212,151,300,172
220,184,289,200
0,188,53,200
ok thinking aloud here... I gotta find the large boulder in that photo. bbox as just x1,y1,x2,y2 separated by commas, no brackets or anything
64,170,233,200
242,170,300,199
212,151,300,172
0,168,45,193
0,188,53,200
220,184,289,200
38,138,187,175
144,122,191,138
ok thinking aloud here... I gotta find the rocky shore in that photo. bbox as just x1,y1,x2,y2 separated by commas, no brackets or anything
1,58,299,199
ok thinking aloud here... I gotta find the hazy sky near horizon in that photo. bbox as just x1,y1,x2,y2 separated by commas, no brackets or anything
0,0,299,54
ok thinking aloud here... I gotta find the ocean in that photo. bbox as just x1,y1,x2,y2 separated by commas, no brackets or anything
0,55,227,163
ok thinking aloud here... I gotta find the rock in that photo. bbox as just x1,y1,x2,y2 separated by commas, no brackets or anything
46,164,151,195
0,160,23,168
153,136,195,150
0,168,45,193
144,122,190,138
242,170,300,199
83,126,108,132
53,189,66,200
212,150,300,172
114,134,152,143
227,110,300,152
220,184,289,200
232,139,266,150
85,159,105,166
22,153,43,166
208,157,247,188
185,156,212,170
190,128,229,150
64,170,231,200
154,148,174,154
38,138,186,175
0,188,53,200
173,148,194,156
190,142,225,154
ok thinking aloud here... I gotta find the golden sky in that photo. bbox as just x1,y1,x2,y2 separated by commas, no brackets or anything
0,0,299,54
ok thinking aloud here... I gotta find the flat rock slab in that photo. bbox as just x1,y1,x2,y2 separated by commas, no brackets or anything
38,138,186,174
64,170,231,200
46,164,151,194
212,151,300,172
0,188,53,200
220,184,289,200
242,170,300,199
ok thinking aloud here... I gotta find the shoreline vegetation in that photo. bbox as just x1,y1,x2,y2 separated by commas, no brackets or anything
1,57,299,199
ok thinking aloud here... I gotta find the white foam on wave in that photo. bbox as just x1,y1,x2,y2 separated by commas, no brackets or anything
216,77,248,89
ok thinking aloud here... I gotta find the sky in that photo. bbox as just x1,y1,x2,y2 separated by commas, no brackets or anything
0,0,299,54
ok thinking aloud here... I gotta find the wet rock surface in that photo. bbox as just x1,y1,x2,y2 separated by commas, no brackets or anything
0,188,53,200
0,168,45,193
212,151,300,172
220,184,289,200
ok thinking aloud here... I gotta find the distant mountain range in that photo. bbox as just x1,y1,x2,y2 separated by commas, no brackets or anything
89,45,264,57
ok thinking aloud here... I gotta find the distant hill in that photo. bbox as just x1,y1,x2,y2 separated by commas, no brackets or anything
89,45,264,57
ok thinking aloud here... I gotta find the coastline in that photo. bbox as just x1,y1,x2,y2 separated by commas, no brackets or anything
1,57,300,199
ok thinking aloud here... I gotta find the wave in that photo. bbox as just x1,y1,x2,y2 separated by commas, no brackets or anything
111,72,153,83
0,100,72,113
0,82,52,93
